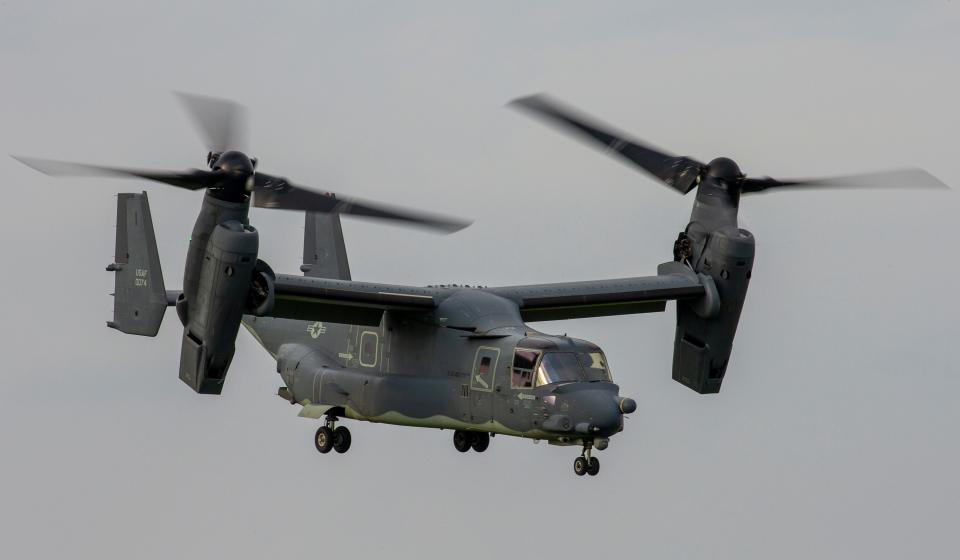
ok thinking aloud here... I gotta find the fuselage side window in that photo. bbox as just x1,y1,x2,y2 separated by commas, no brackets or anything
512,349,540,389
359,331,379,368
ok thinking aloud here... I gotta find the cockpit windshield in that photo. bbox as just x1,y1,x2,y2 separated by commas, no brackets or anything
579,352,611,381
535,352,582,386
533,351,612,386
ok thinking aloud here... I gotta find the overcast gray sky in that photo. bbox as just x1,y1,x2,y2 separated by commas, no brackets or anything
1,1,958,558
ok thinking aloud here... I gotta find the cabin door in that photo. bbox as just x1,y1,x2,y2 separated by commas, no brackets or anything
469,346,499,425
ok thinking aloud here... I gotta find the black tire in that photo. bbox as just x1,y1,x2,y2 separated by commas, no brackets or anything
315,426,334,454
471,432,490,453
574,456,588,476
333,426,352,454
587,456,600,476
453,430,471,452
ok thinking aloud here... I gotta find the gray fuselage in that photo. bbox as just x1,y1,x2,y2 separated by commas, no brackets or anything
243,288,628,445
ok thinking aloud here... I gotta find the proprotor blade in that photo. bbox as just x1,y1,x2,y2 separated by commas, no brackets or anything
741,168,949,194
12,156,217,190
174,92,247,153
508,93,704,194
253,173,471,233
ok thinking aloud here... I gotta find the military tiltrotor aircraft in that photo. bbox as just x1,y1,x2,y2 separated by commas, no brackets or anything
15,93,946,477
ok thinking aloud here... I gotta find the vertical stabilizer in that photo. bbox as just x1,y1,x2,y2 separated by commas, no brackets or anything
106,192,169,336
301,212,351,280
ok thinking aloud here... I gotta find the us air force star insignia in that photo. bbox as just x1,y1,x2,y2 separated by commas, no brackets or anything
307,321,327,338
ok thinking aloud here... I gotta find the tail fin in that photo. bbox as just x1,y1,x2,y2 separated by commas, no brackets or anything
300,211,351,280
106,192,171,336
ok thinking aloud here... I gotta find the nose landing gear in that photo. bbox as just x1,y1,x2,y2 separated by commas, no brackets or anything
314,416,352,454
574,441,600,477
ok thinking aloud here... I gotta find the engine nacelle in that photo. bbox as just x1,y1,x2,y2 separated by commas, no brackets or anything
178,220,259,394
671,226,755,394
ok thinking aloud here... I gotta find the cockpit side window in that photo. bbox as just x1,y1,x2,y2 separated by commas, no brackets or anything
512,349,541,388
579,351,611,381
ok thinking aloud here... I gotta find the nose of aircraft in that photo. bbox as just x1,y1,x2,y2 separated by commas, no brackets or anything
570,388,625,437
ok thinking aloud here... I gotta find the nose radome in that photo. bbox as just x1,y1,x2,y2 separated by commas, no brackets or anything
601,398,624,433
574,390,623,437
546,387,626,437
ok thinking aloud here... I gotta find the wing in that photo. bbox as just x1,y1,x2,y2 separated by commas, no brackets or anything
269,274,440,326
485,262,707,322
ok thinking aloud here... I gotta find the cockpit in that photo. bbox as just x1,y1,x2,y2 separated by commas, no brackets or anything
511,343,612,389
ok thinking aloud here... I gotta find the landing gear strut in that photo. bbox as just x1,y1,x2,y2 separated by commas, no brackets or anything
574,441,600,477
453,430,490,453
315,416,351,454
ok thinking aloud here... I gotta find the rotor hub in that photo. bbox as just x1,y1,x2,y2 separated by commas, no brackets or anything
211,150,255,176
706,157,743,183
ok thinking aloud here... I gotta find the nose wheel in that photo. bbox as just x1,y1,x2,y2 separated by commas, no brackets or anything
574,441,600,476
333,426,351,453
315,426,334,453
315,416,352,455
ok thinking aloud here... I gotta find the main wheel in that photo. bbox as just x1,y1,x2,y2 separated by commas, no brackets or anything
453,430,471,453
587,456,600,476
471,432,490,452
573,456,588,476
333,426,352,454
314,426,334,454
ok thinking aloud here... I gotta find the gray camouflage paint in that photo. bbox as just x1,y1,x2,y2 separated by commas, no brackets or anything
108,167,749,456
243,290,625,446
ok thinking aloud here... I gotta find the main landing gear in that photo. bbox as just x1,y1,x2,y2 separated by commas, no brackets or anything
453,430,490,453
315,416,351,454
573,441,600,477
